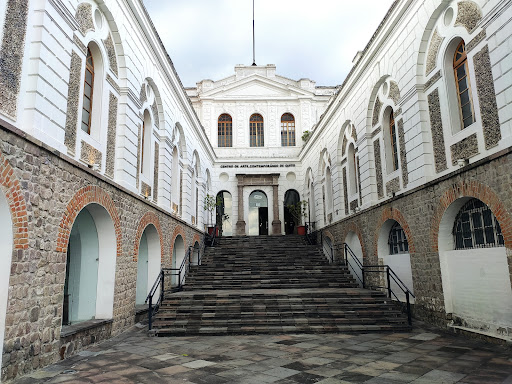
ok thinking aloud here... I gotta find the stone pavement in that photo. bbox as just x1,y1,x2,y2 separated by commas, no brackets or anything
12,322,512,384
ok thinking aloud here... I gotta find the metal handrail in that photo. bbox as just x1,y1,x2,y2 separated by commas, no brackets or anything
343,242,416,325
145,231,209,330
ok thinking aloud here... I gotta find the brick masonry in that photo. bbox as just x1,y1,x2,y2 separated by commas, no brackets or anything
0,126,203,381
321,149,512,326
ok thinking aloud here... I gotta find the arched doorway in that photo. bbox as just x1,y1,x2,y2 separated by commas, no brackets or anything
284,189,300,235
136,225,161,305
345,231,364,286
249,190,268,236
172,235,185,286
216,191,232,236
0,191,13,374
63,204,116,324
438,198,510,335
377,219,414,302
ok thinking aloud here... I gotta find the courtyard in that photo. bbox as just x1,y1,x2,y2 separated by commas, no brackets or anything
12,322,512,384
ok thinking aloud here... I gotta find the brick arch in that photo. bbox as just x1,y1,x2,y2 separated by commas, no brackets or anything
322,230,335,244
0,154,28,250
133,212,164,262
56,186,122,255
373,207,416,258
169,225,187,263
192,233,201,247
431,181,512,252
341,222,367,259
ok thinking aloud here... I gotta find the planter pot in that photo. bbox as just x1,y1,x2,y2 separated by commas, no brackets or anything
207,226,219,236
297,225,306,236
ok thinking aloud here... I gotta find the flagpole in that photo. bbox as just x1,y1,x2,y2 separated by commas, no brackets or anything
252,0,256,66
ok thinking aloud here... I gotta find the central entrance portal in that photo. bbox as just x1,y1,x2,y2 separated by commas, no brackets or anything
249,190,268,236
284,189,300,235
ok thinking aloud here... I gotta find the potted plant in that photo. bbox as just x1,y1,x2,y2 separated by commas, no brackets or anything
203,194,220,236
286,200,309,235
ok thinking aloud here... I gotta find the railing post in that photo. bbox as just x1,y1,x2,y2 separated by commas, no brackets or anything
406,291,412,325
178,270,181,290
387,266,391,299
362,267,365,289
148,295,153,330
160,272,164,304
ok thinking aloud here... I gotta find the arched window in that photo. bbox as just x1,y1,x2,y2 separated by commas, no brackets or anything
389,110,399,172
347,143,357,195
250,114,264,147
453,40,474,129
281,113,295,146
218,114,232,147
453,199,504,249
81,47,95,134
389,222,408,254
141,110,151,175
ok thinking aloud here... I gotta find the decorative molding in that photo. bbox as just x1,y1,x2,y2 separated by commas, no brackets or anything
455,1,482,33
389,81,401,105
103,33,118,77
466,29,486,53
106,74,120,94
427,89,448,173
372,96,382,127
64,51,82,155
426,28,443,75
371,126,381,138
473,45,501,149
397,119,408,187
342,167,348,215
80,140,102,165
450,133,479,165
75,3,94,36
48,0,79,31
153,143,159,203
385,177,400,195
374,139,383,199
424,70,442,91
105,93,118,179
73,34,87,55
151,100,159,128
0,0,29,118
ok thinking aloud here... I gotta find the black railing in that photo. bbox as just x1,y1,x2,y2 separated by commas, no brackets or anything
343,243,416,325
145,232,208,330
305,222,316,245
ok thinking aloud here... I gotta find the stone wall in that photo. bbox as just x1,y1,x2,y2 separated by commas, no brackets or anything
0,125,203,381
320,148,512,326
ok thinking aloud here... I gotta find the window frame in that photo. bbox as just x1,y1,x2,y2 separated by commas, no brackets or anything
453,40,475,130
280,113,296,147
453,199,504,250
218,114,233,147
81,47,95,134
249,113,264,147
388,221,409,255
389,110,399,172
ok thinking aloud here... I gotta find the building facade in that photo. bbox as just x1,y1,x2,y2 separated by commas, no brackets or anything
0,0,511,381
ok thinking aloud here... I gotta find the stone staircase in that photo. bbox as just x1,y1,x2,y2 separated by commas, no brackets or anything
152,235,411,336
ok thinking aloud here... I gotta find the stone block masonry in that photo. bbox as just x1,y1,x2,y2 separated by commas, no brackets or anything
0,125,203,381
320,148,512,327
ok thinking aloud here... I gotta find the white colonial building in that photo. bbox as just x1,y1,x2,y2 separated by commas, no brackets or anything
0,0,511,381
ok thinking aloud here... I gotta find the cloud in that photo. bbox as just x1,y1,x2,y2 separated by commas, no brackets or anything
144,0,395,87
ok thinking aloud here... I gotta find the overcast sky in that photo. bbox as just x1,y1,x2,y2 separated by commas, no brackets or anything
143,0,395,87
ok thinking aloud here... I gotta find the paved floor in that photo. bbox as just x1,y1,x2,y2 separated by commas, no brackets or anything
13,322,512,384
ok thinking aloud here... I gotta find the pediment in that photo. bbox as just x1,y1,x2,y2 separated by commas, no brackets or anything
202,76,313,99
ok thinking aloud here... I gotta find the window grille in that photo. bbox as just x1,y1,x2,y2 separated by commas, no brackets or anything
453,40,475,129
250,114,264,147
281,113,295,146
453,199,504,249
218,114,232,147
388,221,409,254
81,47,94,134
